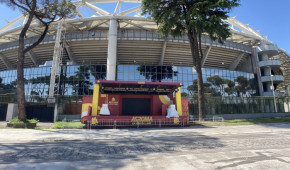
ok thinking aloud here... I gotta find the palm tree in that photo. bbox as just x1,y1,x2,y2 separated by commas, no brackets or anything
142,0,240,120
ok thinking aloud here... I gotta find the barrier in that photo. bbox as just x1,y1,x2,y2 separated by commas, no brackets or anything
190,116,224,126
86,118,188,129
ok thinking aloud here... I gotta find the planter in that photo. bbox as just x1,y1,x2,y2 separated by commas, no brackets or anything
7,122,37,129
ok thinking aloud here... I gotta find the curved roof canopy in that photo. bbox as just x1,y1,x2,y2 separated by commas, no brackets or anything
0,0,288,60
0,0,274,44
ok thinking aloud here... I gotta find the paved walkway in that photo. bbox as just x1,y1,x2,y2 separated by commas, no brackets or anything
1,123,290,169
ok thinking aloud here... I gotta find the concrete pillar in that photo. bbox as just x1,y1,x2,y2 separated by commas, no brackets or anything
284,102,289,112
53,103,58,122
6,103,18,121
266,82,272,92
261,53,269,61
252,48,264,96
264,67,271,76
106,19,118,80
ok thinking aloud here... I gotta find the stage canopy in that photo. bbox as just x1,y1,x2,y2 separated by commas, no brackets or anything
96,80,183,95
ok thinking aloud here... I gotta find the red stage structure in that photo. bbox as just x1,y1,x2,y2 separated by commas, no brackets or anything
81,80,188,128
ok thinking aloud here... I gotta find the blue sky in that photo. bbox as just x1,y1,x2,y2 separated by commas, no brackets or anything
0,0,289,53
229,0,290,53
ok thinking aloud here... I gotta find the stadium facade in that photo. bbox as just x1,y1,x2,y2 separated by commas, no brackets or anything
0,0,289,122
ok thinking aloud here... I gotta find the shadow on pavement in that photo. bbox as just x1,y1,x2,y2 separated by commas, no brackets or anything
0,128,225,169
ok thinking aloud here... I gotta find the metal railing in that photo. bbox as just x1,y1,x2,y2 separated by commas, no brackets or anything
190,116,224,126
86,118,188,129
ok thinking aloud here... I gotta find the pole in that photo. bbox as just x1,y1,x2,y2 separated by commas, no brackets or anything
106,19,117,80
270,74,277,112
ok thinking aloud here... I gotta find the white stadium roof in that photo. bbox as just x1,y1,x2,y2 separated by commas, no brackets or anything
0,0,279,45
0,0,289,72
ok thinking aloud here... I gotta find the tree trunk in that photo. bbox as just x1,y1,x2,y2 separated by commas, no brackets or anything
16,10,35,121
187,31,206,121
195,64,206,121
17,37,26,121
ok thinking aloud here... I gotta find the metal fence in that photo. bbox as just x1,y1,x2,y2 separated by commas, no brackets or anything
1,94,289,116
189,96,290,115
190,116,224,126
86,118,189,129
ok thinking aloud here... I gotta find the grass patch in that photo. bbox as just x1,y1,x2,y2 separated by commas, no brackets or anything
192,117,290,126
9,117,39,123
224,117,290,126
35,126,49,130
53,121,84,129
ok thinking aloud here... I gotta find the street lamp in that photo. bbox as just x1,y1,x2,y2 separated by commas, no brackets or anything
270,74,278,112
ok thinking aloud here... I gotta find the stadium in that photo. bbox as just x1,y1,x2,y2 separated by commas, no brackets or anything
0,0,289,122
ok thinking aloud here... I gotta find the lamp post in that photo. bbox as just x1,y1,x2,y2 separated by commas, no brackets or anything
270,74,278,112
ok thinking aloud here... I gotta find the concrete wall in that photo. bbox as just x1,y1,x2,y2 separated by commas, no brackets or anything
6,103,18,121
57,115,81,121
237,55,254,73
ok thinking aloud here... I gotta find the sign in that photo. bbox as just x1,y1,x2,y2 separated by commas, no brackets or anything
109,97,119,105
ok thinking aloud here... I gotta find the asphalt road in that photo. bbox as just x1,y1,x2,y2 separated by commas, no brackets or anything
1,123,290,169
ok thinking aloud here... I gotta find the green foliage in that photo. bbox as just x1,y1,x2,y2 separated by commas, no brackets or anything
1,0,76,22
187,75,257,97
27,118,39,123
142,0,240,42
9,117,39,123
142,0,240,120
9,117,24,123
0,77,17,94
26,65,105,97
181,92,188,97
67,66,93,95
137,65,178,82
207,75,234,95
224,117,290,125
188,75,236,96
234,76,256,97
193,117,290,126
1,0,76,121
207,75,224,87
53,121,84,129
188,79,215,95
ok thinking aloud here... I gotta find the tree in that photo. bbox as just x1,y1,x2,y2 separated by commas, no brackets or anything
234,76,256,97
90,65,107,80
29,75,51,96
187,79,216,96
207,75,225,95
0,77,18,94
224,79,236,96
0,0,75,121
142,0,240,120
207,75,235,96
137,65,178,82
67,66,93,95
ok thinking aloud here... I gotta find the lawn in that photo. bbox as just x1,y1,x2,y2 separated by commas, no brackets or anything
192,117,290,126
52,121,85,129
223,117,290,125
